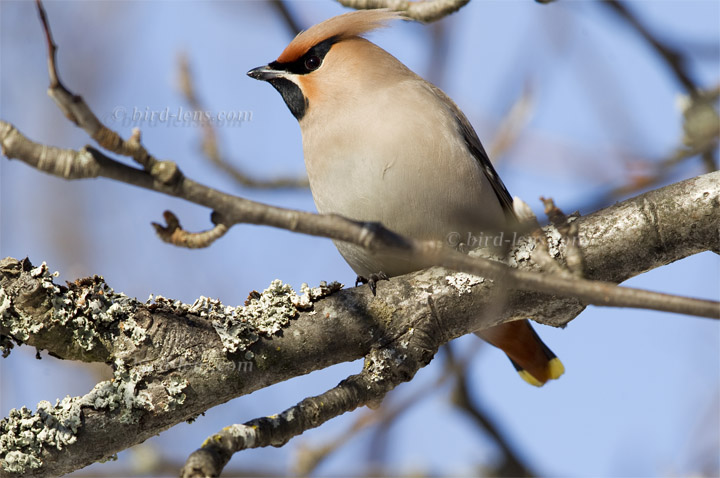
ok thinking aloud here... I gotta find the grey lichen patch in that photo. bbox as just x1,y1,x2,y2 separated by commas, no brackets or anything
0,288,16,357
81,359,155,419
297,281,343,307
0,271,47,342
120,317,148,346
0,357,159,475
1,262,138,357
364,347,406,384
162,376,189,411
224,423,258,448
47,268,135,352
84,380,123,411
190,295,258,354
203,279,341,354
544,225,566,259
507,234,536,266
445,273,484,296
0,396,83,474
112,359,155,418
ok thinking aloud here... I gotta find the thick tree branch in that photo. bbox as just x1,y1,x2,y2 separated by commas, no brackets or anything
1,121,718,320
0,169,718,476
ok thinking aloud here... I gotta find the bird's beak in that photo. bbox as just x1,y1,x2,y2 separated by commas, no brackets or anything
247,65,285,82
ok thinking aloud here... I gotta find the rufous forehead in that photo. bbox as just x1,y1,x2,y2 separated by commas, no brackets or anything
276,9,401,63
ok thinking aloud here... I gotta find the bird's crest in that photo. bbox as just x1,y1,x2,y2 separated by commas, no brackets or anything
276,9,402,63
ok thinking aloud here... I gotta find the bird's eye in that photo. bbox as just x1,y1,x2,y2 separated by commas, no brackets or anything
304,55,321,71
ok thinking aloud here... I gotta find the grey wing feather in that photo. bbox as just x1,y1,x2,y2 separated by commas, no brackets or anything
454,112,518,223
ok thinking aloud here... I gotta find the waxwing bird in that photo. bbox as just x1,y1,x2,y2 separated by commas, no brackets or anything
248,10,564,386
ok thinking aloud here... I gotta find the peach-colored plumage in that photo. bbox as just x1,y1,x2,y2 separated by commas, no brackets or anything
248,10,564,387
276,9,402,63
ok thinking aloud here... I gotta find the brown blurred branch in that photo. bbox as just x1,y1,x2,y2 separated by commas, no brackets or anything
269,0,303,36
177,54,310,189
445,344,533,477
488,84,535,161
604,0,697,95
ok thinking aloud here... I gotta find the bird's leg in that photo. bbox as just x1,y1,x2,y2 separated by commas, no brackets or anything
355,272,389,296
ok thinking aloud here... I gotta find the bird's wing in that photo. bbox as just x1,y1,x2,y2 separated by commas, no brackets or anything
454,112,518,223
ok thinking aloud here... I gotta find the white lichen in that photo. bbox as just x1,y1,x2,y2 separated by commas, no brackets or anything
208,279,341,354
162,377,189,411
2,262,138,354
446,272,484,296
364,347,405,383
0,396,82,474
121,317,148,346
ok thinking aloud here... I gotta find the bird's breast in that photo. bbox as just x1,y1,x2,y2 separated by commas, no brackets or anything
299,82,506,276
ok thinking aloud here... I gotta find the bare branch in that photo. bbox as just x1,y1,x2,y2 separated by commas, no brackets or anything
445,344,533,477
177,54,310,189
604,0,698,94
35,0,160,173
269,0,303,36
336,0,470,23
2,120,718,319
152,210,229,249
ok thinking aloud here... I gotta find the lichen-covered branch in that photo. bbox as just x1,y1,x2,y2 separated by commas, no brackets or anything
1,170,718,476
2,120,718,320
181,342,435,478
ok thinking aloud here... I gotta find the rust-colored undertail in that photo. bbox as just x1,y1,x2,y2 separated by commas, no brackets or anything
476,320,564,387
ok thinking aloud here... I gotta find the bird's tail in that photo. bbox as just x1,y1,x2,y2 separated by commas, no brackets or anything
476,320,564,387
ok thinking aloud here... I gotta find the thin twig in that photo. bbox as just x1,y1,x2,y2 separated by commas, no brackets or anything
36,0,160,173
604,0,697,94
152,210,229,249
445,344,533,477
177,54,309,189
269,0,303,36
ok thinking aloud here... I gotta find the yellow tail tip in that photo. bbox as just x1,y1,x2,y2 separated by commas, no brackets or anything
518,370,543,387
548,357,565,380
517,358,565,387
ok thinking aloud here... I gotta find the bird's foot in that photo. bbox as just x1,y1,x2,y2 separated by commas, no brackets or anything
355,272,389,296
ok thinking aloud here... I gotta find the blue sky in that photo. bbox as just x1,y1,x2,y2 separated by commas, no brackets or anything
1,1,718,476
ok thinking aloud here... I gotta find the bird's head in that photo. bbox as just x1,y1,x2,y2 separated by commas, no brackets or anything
247,10,406,121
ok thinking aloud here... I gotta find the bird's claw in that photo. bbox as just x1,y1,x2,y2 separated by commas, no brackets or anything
355,272,389,296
